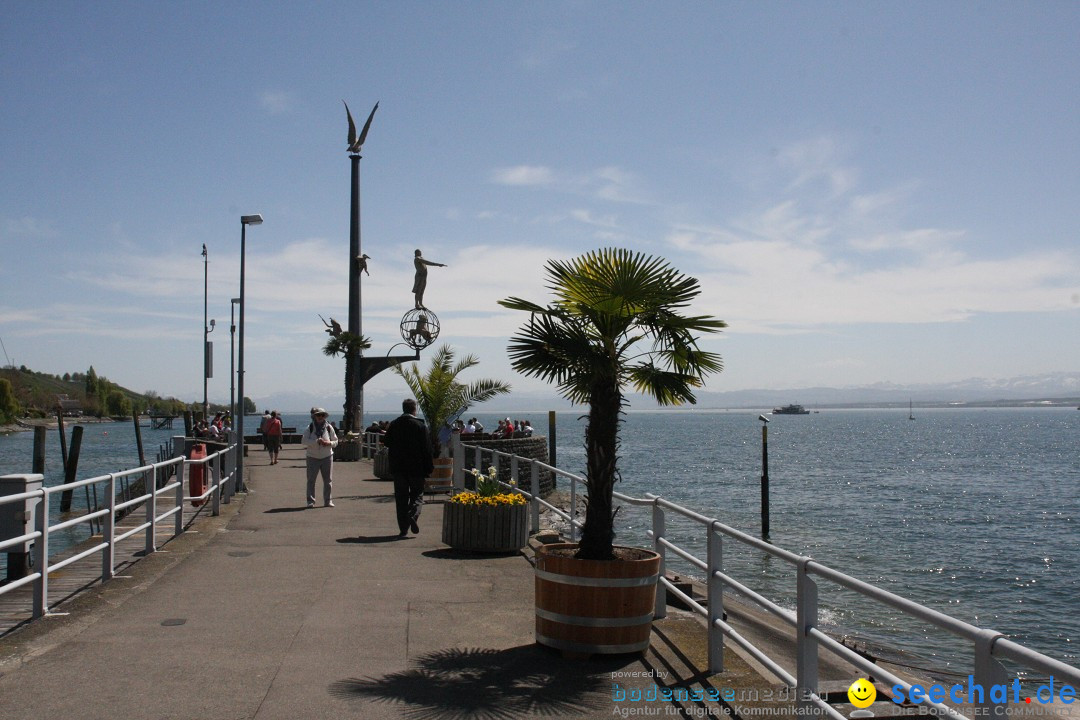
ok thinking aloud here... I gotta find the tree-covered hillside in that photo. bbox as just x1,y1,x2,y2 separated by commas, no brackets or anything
0,366,192,422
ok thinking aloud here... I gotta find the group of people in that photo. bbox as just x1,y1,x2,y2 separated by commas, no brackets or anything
258,410,285,465
194,412,232,441
456,417,533,438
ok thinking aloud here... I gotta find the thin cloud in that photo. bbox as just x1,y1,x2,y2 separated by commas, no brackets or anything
259,90,294,115
2,216,58,240
667,140,1080,332
490,165,555,186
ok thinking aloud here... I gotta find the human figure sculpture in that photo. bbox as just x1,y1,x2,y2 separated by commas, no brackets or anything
412,249,446,309
356,254,370,276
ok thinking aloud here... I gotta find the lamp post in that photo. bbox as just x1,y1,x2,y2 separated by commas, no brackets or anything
230,297,239,431
758,414,770,540
236,214,263,492
202,244,211,422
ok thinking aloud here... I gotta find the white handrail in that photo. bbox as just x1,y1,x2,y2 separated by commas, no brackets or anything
0,440,238,621
456,435,1080,714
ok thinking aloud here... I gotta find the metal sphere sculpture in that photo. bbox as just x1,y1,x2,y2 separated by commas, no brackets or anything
400,308,440,350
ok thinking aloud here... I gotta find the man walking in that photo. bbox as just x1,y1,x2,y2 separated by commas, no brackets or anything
303,408,339,508
382,398,434,537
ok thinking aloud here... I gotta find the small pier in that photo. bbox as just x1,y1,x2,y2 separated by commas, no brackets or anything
148,414,177,430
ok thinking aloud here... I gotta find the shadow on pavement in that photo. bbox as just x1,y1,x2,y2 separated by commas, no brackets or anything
421,548,523,561
263,507,309,514
337,535,410,544
328,644,635,719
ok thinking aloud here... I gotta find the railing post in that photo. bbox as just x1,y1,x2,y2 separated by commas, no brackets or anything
211,454,221,516
146,465,158,555
509,454,519,491
174,459,185,537
529,462,540,533
796,559,819,712
222,446,233,504
568,473,578,543
102,474,116,581
452,432,464,490
651,496,667,619
707,521,724,674
32,489,49,618
973,630,1008,715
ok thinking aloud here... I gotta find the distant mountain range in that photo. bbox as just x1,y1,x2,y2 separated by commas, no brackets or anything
254,371,1080,415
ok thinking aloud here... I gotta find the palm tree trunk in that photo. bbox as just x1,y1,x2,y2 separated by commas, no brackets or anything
577,378,621,560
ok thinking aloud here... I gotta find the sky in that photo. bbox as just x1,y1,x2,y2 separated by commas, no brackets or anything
2,2,1079,414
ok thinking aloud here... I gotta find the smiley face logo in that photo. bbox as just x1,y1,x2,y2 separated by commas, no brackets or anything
848,678,876,708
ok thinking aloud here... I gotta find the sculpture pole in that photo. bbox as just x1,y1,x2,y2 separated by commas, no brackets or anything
345,150,362,432
342,101,377,432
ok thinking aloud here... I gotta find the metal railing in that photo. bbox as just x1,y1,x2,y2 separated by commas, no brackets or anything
451,434,1080,717
0,441,238,620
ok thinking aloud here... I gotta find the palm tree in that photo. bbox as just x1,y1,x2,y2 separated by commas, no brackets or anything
392,344,512,457
323,333,372,429
499,248,726,561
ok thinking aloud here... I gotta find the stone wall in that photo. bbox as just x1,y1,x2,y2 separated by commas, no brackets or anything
456,435,556,497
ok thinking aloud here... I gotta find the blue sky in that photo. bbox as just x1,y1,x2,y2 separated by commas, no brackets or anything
2,2,1078,412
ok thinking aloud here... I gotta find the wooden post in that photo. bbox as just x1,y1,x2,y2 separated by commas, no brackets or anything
33,426,47,474
56,407,69,472
760,422,770,540
547,410,557,469
59,426,83,512
133,413,146,467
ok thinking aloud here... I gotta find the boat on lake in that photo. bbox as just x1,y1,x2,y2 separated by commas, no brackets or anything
772,404,810,415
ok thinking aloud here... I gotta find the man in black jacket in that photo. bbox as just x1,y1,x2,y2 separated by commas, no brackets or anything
382,398,435,537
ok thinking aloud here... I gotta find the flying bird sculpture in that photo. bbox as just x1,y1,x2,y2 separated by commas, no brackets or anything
344,100,379,154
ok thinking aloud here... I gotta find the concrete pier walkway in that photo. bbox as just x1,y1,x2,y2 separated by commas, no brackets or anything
0,445,770,719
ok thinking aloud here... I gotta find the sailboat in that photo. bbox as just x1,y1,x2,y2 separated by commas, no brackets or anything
909,400,915,421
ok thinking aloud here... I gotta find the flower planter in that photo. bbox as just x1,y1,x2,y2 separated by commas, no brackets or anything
441,501,528,553
534,542,660,656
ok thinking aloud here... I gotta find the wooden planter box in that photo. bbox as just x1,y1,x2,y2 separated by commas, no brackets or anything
333,439,361,462
373,448,391,479
441,501,528,553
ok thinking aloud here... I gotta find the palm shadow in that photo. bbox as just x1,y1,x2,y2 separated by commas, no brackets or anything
328,644,633,719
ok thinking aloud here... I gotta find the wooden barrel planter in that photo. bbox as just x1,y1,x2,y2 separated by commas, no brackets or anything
534,542,660,656
442,501,529,553
425,456,453,492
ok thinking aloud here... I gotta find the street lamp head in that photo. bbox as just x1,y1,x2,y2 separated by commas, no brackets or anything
202,243,207,257
209,318,216,332
758,414,770,423
231,297,240,304
241,214,263,226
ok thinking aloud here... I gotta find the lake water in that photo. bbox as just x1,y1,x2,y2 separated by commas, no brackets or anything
2,407,1077,677
544,407,1079,679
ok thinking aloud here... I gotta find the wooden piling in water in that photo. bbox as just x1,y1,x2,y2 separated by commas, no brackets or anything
33,426,46,474
56,407,68,471
133,413,146,467
59,426,83,512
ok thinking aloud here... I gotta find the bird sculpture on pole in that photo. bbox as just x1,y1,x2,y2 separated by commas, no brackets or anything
344,100,379,154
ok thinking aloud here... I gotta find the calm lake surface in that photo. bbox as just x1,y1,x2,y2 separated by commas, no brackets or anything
2,407,1077,676
544,407,1079,678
